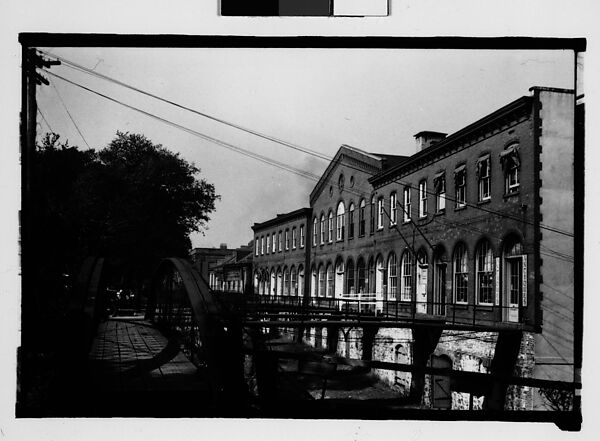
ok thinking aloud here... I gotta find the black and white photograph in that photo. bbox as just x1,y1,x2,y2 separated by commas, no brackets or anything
1,1,596,440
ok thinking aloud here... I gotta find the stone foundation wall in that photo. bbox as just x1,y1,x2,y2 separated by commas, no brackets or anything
297,326,536,410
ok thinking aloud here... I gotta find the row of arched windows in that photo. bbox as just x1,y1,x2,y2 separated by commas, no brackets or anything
253,264,305,296
256,235,526,311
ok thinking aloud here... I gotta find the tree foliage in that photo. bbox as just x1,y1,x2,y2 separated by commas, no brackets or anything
31,131,219,301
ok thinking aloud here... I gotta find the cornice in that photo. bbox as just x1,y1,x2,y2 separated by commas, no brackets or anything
370,96,533,188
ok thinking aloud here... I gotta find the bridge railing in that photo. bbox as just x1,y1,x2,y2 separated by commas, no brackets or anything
213,292,529,329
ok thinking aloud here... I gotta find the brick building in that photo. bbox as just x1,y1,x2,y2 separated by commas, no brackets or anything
248,87,580,410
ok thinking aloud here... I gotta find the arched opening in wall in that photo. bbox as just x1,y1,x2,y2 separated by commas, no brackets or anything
431,354,452,409
335,257,344,299
503,235,525,323
416,250,429,313
433,246,448,316
394,344,405,387
311,265,317,297
344,329,351,358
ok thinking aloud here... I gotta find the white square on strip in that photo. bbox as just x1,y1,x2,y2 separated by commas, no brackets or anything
333,0,388,16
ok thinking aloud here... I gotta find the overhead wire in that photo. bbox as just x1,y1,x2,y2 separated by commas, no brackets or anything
39,49,575,239
37,107,54,134
43,69,323,184
38,49,332,162
49,79,91,149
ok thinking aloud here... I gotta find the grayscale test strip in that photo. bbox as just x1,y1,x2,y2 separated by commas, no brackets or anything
221,0,389,17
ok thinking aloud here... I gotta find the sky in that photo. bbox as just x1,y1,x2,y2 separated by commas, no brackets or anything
34,47,575,250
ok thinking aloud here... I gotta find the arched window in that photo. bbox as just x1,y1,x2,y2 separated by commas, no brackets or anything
376,255,386,299
346,258,355,295
326,263,334,297
292,227,297,249
312,217,318,246
335,258,344,298
271,269,277,296
278,230,282,252
370,195,376,233
400,251,414,302
453,244,468,304
504,237,525,322
476,240,494,305
290,266,297,296
272,231,277,253
336,201,345,241
403,187,411,221
359,199,366,237
416,250,428,313
357,257,366,294
285,229,290,250
328,210,334,243
348,202,355,239
320,214,326,244
318,264,326,297
377,197,384,229
283,266,290,295
298,265,304,297
388,253,398,300
311,265,317,297
254,270,260,294
277,268,283,296
266,234,270,255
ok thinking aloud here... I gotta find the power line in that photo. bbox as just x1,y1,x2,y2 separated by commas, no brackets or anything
44,69,323,183
45,67,575,263
40,50,575,239
37,107,54,133
49,79,91,149
39,49,332,162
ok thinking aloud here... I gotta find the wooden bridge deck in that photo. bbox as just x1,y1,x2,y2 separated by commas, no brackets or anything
87,316,212,416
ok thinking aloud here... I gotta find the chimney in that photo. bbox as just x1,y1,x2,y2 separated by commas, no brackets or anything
220,243,227,249
414,131,447,152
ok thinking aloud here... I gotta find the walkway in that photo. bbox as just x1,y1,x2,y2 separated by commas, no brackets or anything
86,316,212,416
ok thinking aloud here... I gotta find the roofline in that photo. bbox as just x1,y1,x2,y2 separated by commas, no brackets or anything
252,207,312,231
309,145,384,204
370,94,533,186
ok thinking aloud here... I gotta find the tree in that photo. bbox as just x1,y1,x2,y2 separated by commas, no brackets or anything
29,131,219,319
75,131,219,290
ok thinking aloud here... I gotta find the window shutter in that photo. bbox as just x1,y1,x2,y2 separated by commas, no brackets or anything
494,257,500,306
521,255,527,307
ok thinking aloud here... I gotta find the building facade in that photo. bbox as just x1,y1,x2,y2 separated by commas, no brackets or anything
247,87,579,411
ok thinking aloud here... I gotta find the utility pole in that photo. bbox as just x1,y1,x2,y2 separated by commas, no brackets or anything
21,47,60,347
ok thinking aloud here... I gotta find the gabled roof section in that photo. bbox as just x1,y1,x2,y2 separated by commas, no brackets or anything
309,145,403,205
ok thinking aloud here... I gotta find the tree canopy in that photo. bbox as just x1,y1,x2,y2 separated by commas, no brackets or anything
31,131,219,303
